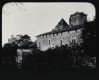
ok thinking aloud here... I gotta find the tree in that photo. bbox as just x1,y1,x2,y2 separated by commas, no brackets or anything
2,43,17,56
18,35,35,49
2,43,17,64
81,19,96,57
8,34,35,49
1,34,36,65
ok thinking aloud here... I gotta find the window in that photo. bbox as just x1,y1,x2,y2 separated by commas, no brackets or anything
49,40,50,45
47,35,49,37
61,32,62,35
39,42,41,48
75,29,77,33
72,39,76,44
60,40,62,45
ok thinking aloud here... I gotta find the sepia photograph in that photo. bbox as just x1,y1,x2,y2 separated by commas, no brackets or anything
1,2,96,79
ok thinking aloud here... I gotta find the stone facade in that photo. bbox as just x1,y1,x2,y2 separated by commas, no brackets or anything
36,12,87,51
69,12,87,27
36,29,83,51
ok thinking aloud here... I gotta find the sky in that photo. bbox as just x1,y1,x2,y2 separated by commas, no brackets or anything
2,2,96,46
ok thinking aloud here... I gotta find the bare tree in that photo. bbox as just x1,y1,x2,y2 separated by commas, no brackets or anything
2,2,26,15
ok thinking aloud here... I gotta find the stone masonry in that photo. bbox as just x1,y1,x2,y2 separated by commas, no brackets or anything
36,12,87,51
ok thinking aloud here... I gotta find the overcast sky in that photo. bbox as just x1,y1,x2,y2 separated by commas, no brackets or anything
2,2,96,46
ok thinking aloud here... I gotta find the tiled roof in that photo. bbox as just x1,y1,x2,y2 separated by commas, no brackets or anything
36,12,88,37
36,24,84,37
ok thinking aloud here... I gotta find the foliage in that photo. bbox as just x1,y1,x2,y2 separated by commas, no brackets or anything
7,34,36,49
81,20,96,57
1,34,36,65
22,43,96,71
2,43,17,64
2,21,96,71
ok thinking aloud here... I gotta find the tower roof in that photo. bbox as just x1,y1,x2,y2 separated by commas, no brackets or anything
55,18,69,29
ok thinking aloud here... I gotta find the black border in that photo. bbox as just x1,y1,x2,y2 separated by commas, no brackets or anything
0,0,96,80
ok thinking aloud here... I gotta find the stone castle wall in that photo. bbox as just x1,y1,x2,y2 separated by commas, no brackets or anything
36,28,83,51
36,12,86,51
69,13,87,27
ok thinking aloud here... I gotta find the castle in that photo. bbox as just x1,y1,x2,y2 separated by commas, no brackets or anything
36,12,87,51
